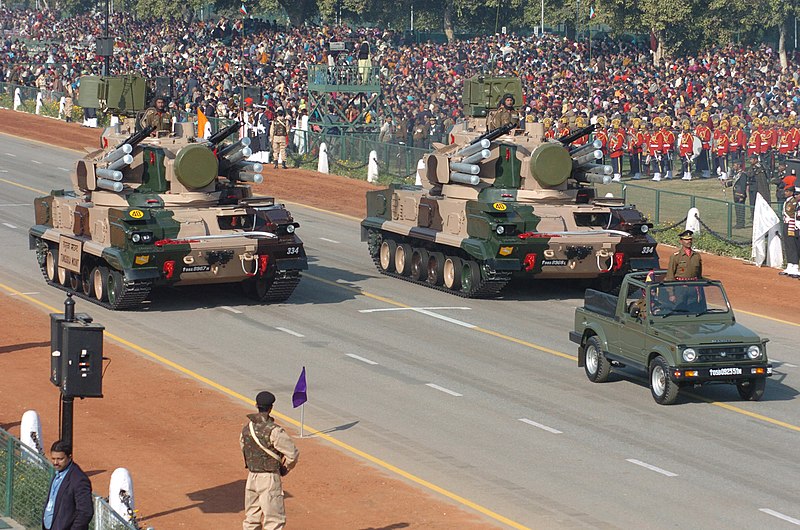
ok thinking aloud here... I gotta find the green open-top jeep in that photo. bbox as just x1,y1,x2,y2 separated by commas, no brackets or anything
570,271,772,404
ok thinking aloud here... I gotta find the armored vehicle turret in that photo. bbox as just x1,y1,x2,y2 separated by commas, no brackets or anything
361,77,657,297
30,76,307,309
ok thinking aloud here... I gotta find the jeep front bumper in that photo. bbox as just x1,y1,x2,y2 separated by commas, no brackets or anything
669,364,773,383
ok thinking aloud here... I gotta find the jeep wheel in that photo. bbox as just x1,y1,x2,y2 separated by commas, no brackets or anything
584,336,611,383
649,356,679,405
736,378,766,401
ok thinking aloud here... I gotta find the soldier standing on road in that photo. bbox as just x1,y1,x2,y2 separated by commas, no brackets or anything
241,391,299,530
270,109,289,169
665,230,703,281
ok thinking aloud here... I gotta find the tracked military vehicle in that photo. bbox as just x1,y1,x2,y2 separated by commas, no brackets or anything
361,77,658,297
29,75,307,309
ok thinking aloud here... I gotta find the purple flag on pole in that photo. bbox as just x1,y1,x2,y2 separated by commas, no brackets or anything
292,367,307,408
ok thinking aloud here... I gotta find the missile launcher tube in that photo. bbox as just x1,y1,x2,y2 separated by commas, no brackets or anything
462,149,491,164
569,139,602,157
235,161,264,173
225,147,252,165
103,143,133,164
237,172,264,184
108,154,133,171
96,178,124,192
96,168,123,181
449,162,481,175
580,163,613,175
450,172,480,185
219,137,251,157
572,150,604,167
457,139,491,158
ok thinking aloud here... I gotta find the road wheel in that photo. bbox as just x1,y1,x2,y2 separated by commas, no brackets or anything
379,239,397,272
736,378,766,401
410,248,429,281
427,252,445,286
68,271,81,292
460,260,481,295
243,276,273,301
443,256,463,290
395,244,413,276
649,356,679,405
57,266,69,286
92,266,109,302
584,336,611,383
81,263,93,296
45,248,58,282
107,270,126,309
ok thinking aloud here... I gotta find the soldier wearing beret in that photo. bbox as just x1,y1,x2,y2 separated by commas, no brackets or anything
240,391,299,530
665,230,703,281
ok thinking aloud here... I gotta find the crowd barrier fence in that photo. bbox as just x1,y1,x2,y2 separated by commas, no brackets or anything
1,428,138,530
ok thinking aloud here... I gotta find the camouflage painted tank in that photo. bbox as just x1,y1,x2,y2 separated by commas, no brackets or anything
29,75,307,309
361,77,658,298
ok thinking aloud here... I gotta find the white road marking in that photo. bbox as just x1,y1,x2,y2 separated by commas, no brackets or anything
413,308,476,328
518,418,563,434
0,169,8,173
772,359,798,368
2,223,17,229
8,292,40,296
626,459,678,477
276,327,304,338
319,237,340,244
58,167,70,172
425,383,462,396
0,203,29,206
5,153,16,157
360,306,475,328
220,306,242,314
346,353,379,365
759,509,800,526
359,307,471,313
31,160,41,164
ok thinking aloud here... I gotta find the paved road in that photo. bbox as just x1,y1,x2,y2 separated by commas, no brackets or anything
1,133,799,529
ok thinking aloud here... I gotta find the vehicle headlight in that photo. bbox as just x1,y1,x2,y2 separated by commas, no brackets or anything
496,225,505,235
640,225,649,234
682,348,697,362
747,345,761,359
285,224,295,234
131,233,141,243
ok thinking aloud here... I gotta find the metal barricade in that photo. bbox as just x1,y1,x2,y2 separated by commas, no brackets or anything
1,428,138,530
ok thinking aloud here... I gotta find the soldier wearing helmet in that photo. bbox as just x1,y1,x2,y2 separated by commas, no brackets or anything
648,117,664,181
557,116,571,138
713,119,730,179
609,117,626,182
694,111,712,178
678,118,697,180
728,115,746,170
487,93,519,131
594,115,608,164
660,116,676,179
572,115,589,146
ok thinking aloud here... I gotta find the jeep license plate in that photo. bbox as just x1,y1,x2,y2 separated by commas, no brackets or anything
708,367,743,377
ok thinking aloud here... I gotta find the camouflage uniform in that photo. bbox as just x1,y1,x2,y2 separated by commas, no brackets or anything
240,412,299,530
141,107,172,134
270,115,289,168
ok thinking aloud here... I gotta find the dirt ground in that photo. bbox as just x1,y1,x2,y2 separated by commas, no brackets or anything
0,109,796,529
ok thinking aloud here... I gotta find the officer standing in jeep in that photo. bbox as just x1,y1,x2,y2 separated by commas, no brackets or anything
665,230,703,281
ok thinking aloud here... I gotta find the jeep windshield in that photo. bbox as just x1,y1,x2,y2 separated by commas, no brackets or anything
648,283,730,317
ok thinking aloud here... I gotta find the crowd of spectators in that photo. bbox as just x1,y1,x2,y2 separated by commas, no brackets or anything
3,7,800,152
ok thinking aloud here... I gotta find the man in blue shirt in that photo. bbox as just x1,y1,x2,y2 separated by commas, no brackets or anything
42,440,93,530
